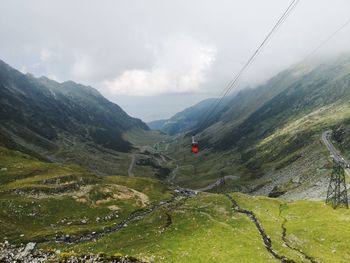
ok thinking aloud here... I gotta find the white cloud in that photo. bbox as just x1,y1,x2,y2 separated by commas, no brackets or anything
104,36,216,96
20,65,27,74
71,55,95,81
40,49,53,62
3,0,350,120
47,73,59,81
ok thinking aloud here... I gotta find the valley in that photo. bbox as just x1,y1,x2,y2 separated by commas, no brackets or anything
2,56,350,262
1,128,350,262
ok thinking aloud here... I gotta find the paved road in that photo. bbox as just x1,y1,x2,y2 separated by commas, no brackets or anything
164,143,170,151
153,141,170,152
321,130,350,175
195,175,239,192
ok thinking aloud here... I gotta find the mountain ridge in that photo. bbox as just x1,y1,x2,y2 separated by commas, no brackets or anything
0,59,151,174
165,55,350,200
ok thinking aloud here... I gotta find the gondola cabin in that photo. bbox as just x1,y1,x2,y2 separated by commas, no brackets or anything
191,142,199,153
191,135,199,153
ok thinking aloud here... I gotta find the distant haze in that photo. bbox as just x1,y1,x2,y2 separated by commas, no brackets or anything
1,0,350,121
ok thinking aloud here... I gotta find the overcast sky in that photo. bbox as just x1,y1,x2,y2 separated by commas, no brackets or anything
1,0,350,121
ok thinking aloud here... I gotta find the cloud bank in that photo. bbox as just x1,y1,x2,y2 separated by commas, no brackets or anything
104,36,216,96
2,0,350,120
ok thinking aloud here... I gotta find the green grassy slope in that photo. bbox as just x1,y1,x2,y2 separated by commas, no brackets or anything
163,56,350,197
0,59,159,178
39,192,350,263
232,193,350,263
1,146,350,262
0,146,171,244
165,102,344,197
42,194,278,263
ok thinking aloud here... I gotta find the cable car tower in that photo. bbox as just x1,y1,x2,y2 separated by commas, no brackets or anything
326,159,348,209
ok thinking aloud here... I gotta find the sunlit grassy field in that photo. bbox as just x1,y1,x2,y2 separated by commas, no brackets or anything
44,194,277,263
2,146,350,262
232,193,350,263
0,146,171,244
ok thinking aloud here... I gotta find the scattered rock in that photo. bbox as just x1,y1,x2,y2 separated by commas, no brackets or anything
292,176,300,183
0,241,144,262
20,242,36,257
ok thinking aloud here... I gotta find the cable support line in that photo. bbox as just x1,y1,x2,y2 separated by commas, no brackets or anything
197,0,299,133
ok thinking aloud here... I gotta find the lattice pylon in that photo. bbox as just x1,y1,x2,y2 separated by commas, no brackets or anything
326,160,348,209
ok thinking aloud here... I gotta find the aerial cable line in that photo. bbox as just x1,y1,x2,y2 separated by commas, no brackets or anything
196,7,350,140
196,0,300,133
199,0,299,131
294,17,350,68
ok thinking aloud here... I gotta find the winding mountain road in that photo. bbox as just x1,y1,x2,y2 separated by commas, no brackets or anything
195,175,239,192
321,130,350,175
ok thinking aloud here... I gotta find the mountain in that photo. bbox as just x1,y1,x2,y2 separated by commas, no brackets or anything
147,119,167,130
2,57,350,262
169,55,350,199
149,96,234,135
2,145,350,262
0,59,149,173
216,57,350,151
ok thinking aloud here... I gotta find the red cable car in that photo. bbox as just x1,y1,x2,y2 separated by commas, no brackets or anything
191,135,199,153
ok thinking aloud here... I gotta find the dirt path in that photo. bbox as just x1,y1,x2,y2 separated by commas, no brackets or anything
164,143,170,151
128,154,136,176
160,155,167,163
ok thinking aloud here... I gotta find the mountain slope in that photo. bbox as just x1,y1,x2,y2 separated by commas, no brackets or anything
0,145,171,244
218,57,350,151
149,95,234,135
1,146,350,263
167,55,350,199
0,59,152,174
147,119,167,130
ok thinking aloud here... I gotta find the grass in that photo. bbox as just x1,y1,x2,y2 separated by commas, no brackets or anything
0,146,172,244
163,101,349,197
123,129,168,147
38,192,350,262
103,175,172,202
2,145,350,262
257,103,348,148
44,194,277,263
166,139,248,189
284,200,350,262
231,192,350,263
